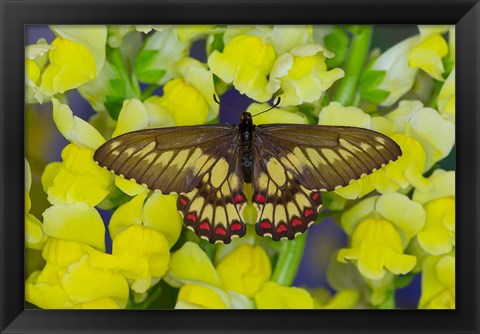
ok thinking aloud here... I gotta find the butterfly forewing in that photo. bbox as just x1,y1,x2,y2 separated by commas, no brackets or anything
94,125,247,244
251,124,401,240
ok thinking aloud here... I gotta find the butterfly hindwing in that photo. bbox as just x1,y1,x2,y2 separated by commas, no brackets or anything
177,147,246,244
252,152,323,240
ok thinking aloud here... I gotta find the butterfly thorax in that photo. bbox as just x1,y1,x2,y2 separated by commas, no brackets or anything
239,112,255,183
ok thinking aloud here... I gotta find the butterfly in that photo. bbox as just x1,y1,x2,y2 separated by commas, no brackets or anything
94,104,402,244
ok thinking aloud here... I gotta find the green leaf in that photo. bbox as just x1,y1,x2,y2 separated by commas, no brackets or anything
104,95,125,121
394,273,417,289
136,69,166,84
360,70,386,92
208,31,225,55
135,49,159,69
108,79,126,97
361,89,390,104
134,49,167,84
324,27,350,69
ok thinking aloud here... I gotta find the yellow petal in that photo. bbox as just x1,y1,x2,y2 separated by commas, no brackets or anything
375,193,425,240
109,193,147,239
50,25,107,75
216,244,271,297
416,198,455,255
42,238,87,267
319,102,371,128
42,202,106,251
408,34,448,81
52,98,106,149
177,284,227,309
143,192,183,247
247,103,307,125
255,281,314,309
111,225,170,290
40,37,96,96
208,35,275,102
62,256,129,307
165,242,220,287
112,98,150,137
45,143,113,206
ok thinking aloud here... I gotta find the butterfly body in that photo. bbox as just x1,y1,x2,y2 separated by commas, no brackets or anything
239,112,255,183
95,112,402,244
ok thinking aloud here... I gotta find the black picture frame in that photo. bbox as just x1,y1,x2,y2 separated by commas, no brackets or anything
1,0,479,333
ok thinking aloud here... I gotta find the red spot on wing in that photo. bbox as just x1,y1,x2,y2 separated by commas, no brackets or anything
276,224,287,233
304,208,314,217
260,220,272,229
187,213,197,222
292,218,303,227
253,193,265,204
199,221,210,231
179,197,188,206
233,194,245,204
215,227,226,236
231,222,242,231
311,192,320,201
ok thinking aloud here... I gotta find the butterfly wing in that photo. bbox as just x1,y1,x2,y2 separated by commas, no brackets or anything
94,125,247,243
252,124,402,240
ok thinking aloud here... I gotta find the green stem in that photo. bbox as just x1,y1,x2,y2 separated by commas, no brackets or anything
271,232,307,286
109,48,138,99
334,26,373,106
427,79,443,109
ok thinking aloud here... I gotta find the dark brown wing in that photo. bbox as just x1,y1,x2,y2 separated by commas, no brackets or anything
94,125,246,244
251,124,402,240
94,125,238,194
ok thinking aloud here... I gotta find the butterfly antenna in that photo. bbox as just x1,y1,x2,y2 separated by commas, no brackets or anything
213,94,239,113
252,97,281,118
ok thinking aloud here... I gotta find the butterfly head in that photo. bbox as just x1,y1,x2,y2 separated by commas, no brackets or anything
240,112,253,128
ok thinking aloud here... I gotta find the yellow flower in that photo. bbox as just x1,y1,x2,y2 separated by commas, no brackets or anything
386,100,455,170
42,202,106,251
150,78,210,125
267,44,344,106
208,35,276,102
41,143,113,206
26,239,129,309
26,26,107,103
437,68,455,122
176,25,217,42
408,26,449,81
25,159,47,250
165,242,264,309
418,254,455,309
246,103,308,125
369,26,450,106
314,289,359,309
338,193,423,280
109,192,183,248
338,218,417,280
254,281,314,309
222,25,313,56
176,284,228,309
216,244,271,297
413,170,455,255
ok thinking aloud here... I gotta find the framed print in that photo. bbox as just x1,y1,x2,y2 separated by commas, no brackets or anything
1,0,479,333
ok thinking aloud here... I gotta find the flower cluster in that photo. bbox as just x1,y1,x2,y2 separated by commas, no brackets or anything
25,24,454,310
